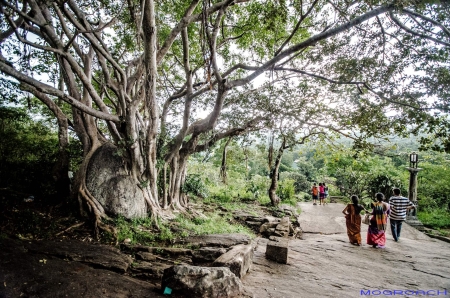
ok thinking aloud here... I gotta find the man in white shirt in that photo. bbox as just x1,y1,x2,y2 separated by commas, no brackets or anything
389,188,415,242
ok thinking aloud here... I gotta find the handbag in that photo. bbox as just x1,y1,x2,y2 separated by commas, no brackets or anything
362,214,370,225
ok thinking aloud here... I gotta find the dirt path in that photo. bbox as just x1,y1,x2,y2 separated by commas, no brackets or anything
242,202,450,298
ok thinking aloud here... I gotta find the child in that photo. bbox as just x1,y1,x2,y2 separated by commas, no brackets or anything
311,183,319,205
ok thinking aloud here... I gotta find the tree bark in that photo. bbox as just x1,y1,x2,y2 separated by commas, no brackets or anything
219,137,233,184
268,137,286,206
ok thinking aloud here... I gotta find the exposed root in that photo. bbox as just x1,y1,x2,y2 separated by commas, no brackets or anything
79,185,118,241
97,220,118,245
55,222,85,236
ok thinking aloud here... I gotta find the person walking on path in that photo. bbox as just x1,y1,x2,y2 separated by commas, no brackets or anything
319,183,325,205
312,183,319,205
367,193,390,249
342,195,367,246
389,188,415,242
323,183,329,205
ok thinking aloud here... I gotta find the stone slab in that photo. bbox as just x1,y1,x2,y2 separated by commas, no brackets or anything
265,238,289,264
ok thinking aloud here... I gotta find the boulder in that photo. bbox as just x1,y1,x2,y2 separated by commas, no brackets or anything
293,227,303,239
86,143,147,219
182,233,251,248
191,247,227,264
161,265,243,298
273,216,291,238
259,222,279,237
265,237,289,264
212,243,253,279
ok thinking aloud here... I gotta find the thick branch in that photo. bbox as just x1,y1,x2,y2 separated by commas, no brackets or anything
193,116,264,153
0,59,119,122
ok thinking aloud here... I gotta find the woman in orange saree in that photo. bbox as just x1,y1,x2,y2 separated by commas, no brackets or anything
342,195,366,246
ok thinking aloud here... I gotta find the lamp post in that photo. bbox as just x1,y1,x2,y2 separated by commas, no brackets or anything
405,152,424,230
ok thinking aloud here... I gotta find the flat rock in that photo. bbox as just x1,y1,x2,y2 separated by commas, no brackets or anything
24,239,132,273
161,265,243,298
129,261,172,280
243,203,450,298
182,233,251,248
191,247,227,264
212,243,254,279
245,221,263,230
122,245,192,257
135,251,158,262
0,238,162,298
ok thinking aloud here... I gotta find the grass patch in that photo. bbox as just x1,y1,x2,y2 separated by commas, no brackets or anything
175,213,254,238
113,216,156,245
418,208,450,230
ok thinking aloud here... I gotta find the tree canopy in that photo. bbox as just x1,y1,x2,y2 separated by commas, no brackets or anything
1,0,449,224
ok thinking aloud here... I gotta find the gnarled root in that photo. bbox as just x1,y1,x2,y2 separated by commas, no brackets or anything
78,184,118,242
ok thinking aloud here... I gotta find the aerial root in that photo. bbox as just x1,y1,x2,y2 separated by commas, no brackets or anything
79,185,117,242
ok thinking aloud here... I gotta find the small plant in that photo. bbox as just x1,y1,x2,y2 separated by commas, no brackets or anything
140,180,149,188
114,215,155,245
158,224,174,242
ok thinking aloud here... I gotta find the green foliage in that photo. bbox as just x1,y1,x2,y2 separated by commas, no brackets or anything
115,216,156,245
417,161,450,208
276,179,295,202
418,209,450,229
0,106,58,197
281,172,310,193
367,174,405,200
182,174,209,198
175,213,254,237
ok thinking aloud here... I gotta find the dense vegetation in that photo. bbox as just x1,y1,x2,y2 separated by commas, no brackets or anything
1,0,449,241
4,105,448,241
1,0,449,230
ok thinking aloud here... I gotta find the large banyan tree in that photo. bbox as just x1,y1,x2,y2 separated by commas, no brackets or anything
1,0,449,227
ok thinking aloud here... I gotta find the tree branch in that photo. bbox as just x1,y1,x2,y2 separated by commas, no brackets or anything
228,4,396,88
0,59,119,122
389,11,450,47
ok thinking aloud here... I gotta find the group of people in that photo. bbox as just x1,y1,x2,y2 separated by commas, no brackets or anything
342,188,415,248
311,182,329,205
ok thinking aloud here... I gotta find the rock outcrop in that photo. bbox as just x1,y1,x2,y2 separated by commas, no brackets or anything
161,265,244,298
212,243,254,279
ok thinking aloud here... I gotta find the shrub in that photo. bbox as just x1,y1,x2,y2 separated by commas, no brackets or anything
276,179,295,201
182,174,209,198
418,208,450,229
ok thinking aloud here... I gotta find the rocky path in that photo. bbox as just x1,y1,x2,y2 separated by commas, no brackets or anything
242,202,450,298
1,202,449,298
